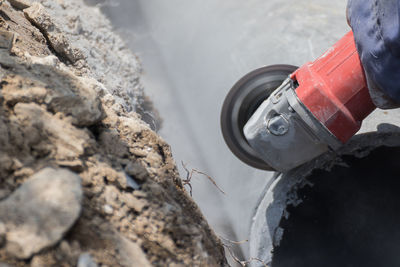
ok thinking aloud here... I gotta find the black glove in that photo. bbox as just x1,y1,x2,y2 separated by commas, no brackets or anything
347,0,400,109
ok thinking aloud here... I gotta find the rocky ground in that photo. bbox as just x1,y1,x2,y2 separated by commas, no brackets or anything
0,0,227,266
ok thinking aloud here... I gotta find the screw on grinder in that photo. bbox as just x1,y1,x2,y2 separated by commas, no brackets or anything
221,31,376,172
221,65,298,171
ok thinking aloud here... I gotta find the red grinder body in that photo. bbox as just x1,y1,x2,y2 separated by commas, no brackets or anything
292,31,376,143
222,31,378,172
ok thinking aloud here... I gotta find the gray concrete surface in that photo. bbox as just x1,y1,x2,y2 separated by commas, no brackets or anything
251,130,400,266
99,0,357,258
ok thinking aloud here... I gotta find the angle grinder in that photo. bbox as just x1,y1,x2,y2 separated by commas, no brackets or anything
221,31,376,172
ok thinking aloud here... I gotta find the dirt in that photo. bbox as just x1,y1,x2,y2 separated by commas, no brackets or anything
0,0,227,266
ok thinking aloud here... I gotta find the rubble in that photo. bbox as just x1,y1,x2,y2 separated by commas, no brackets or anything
0,0,227,266
24,3,84,63
7,0,30,10
0,168,82,259
77,253,98,267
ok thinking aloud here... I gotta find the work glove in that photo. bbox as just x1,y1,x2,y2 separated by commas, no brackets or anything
347,0,400,109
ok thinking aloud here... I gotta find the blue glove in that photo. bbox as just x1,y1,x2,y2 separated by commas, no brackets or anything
347,0,400,109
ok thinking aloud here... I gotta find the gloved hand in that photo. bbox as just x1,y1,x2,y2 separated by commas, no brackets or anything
347,0,400,109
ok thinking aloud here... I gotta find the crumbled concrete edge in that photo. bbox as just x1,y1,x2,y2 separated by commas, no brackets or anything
249,130,400,266
11,0,161,129
0,0,227,266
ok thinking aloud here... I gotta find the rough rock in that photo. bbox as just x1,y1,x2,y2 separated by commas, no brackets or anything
122,192,147,212
12,102,92,166
1,63,104,127
7,0,31,10
0,30,13,49
0,167,82,259
0,0,227,266
24,3,84,63
77,253,98,267
116,234,152,267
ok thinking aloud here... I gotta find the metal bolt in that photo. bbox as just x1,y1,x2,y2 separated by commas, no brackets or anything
271,91,283,104
267,114,289,136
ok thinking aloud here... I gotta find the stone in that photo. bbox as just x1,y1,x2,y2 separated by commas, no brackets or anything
99,129,129,158
77,253,98,267
24,53,59,66
1,74,48,106
103,204,113,215
0,30,14,50
2,66,104,127
125,174,140,190
59,241,72,257
0,154,13,173
56,159,84,172
41,70,104,127
30,256,50,267
125,161,148,181
0,120,9,148
0,222,6,247
116,235,151,267
122,193,147,213
7,0,31,10
103,185,119,204
24,3,84,63
13,103,90,160
0,167,82,259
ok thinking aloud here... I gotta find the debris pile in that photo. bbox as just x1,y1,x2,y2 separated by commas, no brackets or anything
0,0,227,266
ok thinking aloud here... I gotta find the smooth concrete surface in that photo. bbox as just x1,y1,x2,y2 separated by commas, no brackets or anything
100,0,351,257
273,146,400,267
250,131,400,266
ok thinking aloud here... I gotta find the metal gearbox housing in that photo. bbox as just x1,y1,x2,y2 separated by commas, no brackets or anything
220,65,298,171
244,79,342,172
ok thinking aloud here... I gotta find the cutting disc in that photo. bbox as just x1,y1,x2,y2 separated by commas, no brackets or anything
220,64,298,171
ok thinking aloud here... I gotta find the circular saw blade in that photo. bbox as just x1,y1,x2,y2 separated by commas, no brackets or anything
220,64,298,171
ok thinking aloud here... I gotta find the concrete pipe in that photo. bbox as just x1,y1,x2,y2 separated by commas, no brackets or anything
250,119,400,266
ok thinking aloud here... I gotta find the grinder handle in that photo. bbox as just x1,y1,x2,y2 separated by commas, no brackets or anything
291,31,376,143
